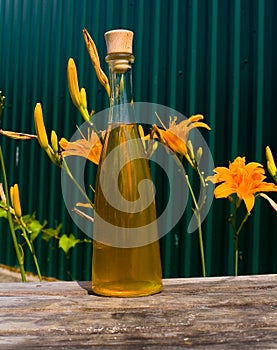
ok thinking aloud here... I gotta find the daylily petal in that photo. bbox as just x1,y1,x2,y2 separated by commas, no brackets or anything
207,167,233,183
159,129,187,155
186,122,211,132
241,194,255,213
214,182,235,198
255,182,277,193
188,114,205,122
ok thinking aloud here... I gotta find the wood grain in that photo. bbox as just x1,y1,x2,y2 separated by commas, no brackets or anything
0,275,276,349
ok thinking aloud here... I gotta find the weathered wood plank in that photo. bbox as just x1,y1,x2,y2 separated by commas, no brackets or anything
0,275,276,349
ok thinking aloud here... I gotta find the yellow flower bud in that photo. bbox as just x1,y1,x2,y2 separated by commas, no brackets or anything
267,161,276,178
266,146,277,177
34,103,49,149
80,88,87,109
196,147,203,164
51,130,59,154
187,140,195,161
67,58,81,108
10,184,22,218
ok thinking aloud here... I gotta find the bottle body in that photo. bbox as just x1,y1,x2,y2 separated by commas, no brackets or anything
92,123,162,297
92,32,162,297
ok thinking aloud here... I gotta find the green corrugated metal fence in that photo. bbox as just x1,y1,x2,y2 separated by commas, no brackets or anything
0,0,276,280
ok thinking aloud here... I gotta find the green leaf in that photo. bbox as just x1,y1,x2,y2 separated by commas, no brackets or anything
59,233,81,254
0,207,7,218
27,219,46,241
41,223,62,242
22,214,33,223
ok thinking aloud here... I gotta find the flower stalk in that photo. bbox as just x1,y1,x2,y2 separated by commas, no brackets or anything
228,198,251,276
185,174,206,277
62,158,94,208
18,216,42,282
0,146,26,281
150,114,211,277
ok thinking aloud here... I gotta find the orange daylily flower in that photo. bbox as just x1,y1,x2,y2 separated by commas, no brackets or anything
152,114,211,167
206,156,277,213
59,129,103,165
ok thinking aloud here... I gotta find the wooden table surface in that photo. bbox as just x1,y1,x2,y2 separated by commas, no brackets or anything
0,275,276,349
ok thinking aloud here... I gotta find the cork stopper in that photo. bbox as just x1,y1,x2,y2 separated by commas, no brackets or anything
104,29,133,55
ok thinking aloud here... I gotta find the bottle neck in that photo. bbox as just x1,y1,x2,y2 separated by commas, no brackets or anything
106,53,135,124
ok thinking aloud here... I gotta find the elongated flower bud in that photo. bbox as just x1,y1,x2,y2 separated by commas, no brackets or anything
266,146,277,178
196,147,203,164
10,184,22,218
80,88,87,109
67,58,81,108
187,140,195,161
268,162,277,178
51,130,59,154
78,87,91,122
34,103,49,149
266,146,276,167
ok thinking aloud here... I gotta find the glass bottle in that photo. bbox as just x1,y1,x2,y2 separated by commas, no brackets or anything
92,29,162,297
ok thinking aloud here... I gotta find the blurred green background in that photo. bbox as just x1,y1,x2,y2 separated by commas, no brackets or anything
0,0,276,280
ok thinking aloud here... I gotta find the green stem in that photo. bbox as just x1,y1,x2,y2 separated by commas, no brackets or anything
237,211,251,236
229,199,251,276
79,107,99,134
185,174,198,209
30,244,42,281
0,146,26,281
185,174,206,277
234,233,239,277
62,158,94,207
20,218,42,282
172,151,208,277
196,212,206,277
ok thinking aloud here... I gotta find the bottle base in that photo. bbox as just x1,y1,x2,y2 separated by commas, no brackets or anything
92,280,162,297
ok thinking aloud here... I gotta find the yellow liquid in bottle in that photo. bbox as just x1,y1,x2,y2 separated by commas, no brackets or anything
92,123,162,297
